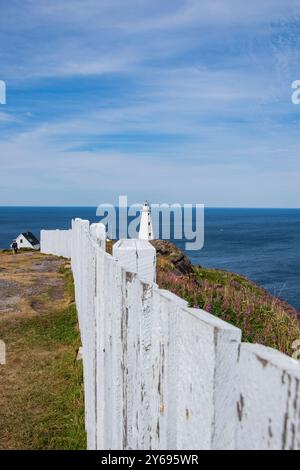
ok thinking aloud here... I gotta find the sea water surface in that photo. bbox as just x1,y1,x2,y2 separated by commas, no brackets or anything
0,207,299,310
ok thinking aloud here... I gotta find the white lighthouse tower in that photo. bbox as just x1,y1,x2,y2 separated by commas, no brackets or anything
139,201,154,240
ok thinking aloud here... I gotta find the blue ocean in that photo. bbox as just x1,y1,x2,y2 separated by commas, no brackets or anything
0,207,299,310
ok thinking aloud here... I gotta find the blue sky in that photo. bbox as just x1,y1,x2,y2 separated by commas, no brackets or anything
1,0,300,206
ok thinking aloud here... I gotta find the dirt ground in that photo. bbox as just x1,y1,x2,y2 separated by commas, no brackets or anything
0,251,68,318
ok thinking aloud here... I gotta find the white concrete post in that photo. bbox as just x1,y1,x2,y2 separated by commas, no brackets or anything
113,239,156,284
0,340,6,365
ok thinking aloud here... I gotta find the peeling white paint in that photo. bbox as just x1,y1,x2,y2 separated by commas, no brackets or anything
41,220,300,450
236,344,300,450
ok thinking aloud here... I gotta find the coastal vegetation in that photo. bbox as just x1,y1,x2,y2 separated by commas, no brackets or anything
153,240,300,356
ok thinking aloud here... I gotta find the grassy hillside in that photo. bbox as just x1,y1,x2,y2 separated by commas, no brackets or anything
152,240,300,356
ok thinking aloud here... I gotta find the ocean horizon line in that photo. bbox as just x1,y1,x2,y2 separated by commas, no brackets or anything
0,205,300,210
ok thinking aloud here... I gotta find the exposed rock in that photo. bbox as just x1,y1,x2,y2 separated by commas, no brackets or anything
150,240,194,275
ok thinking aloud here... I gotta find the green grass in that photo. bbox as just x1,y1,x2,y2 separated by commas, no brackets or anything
0,267,86,450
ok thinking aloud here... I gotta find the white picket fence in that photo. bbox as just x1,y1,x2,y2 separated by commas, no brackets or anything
41,229,72,258
41,219,300,450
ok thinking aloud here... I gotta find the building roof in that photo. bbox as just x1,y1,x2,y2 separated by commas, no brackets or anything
21,232,40,246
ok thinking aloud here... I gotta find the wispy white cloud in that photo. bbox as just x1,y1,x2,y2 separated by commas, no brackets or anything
1,0,300,205
0,112,17,122
1,0,299,80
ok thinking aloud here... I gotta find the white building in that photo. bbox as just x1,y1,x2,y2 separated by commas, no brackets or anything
15,232,40,250
139,201,154,240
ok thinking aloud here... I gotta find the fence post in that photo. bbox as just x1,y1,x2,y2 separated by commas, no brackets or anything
113,239,156,283
90,222,106,250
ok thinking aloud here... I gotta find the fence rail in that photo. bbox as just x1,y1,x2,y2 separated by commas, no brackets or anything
41,219,300,450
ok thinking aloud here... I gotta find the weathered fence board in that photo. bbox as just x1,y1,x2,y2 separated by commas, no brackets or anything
41,219,300,450
40,229,71,258
236,343,300,450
